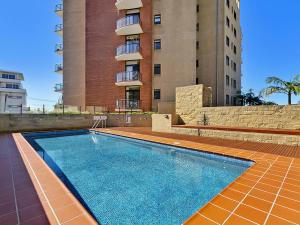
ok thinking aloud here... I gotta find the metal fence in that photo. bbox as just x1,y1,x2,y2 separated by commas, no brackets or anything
0,104,151,115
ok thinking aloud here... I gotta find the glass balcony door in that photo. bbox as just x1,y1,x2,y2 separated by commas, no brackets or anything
126,86,140,101
126,34,140,46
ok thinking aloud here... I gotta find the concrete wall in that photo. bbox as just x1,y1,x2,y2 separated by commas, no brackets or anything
223,0,242,105
152,114,177,133
177,105,300,130
152,0,197,111
0,114,152,133
157,102,175,114
63,0,86,107
197,0,241,106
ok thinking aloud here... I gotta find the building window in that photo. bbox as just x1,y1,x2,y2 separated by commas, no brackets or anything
234,11,237,20
233,79,237,88
226,0,230,8
233,45,237,54
233,97,237,106
226,95,230,105
154,39,161,50
226,75,230,86
226,36,230,47
226,17,230,27
1,74,16,79
196,23,199,32
154,14,161,25
196,78,199,85
154,64,161,75
233,62,237,71
226,55,230,66
196,41,199,49
196,60,199,68
6,84,19,89
154,89,161,100
2,74,9,79
8,96,22,99
197,4,200,13
234,28,237,37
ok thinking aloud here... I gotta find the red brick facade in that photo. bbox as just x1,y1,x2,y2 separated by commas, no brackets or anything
85,0,152,112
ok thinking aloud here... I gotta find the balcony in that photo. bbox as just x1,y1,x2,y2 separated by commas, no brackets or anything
55,24,63,36
115,15,143,36
116,99,142,112
115,71,142,86
55,64,63,74
55,4,63,17
54,83,63,93
55,44,63,56
0,87,26,93
115,0,143,10
115,44,142,61
0,77,22,83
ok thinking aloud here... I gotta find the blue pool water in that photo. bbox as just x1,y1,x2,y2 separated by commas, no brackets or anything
25,131,252,225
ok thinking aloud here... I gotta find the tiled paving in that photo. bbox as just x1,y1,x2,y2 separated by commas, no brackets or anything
95,128,300,225
1,128,300,225
109,127,300,158
0,134,49,225
11,133,98,225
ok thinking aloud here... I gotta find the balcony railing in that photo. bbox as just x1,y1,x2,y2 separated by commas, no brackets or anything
116,71,141,83
116,43,140,56
117,15,140,29
0,87,26,93
54,83,63,92
55,4,63,14
55,24,63,35
55,44,63,55
116,99,141,110
55,64,63,73
116,15,143,35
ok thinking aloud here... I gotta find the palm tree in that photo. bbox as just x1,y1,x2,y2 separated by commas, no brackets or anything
260,75,300,105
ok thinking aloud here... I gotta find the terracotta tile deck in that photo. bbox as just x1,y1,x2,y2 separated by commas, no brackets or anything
1,128,300,225
0,134,49,225
108,127,300,158
1,133,98,225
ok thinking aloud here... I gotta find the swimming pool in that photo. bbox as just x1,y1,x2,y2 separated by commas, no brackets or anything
25,130,253,225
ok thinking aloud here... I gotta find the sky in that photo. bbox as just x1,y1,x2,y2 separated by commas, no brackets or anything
0,0,299,108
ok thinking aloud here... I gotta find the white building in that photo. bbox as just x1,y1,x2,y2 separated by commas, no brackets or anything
0,69,27,113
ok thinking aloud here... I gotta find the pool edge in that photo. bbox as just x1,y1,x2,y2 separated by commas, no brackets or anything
12,133,98,225
12,129,299,225
93,129,297,225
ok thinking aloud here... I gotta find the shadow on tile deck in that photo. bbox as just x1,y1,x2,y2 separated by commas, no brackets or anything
0,134,49,225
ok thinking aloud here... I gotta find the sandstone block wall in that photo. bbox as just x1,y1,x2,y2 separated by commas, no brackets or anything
176,85,213,124
177,105,300,130
0,114,151,133
172,127,300,147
